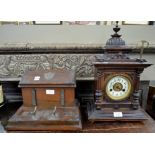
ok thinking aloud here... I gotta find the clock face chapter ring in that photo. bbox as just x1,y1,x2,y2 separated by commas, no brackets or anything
105,75,132,101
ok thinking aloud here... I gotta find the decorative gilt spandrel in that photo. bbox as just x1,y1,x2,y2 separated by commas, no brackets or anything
0,54,101,80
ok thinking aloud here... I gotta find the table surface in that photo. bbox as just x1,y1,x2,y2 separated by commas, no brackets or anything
5,112,155,133
82,112,155,133
1,103,155,133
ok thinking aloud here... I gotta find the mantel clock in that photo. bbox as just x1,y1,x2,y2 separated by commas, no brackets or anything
88,22,152,121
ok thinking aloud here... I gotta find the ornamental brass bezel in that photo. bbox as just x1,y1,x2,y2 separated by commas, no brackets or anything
105,73,133,101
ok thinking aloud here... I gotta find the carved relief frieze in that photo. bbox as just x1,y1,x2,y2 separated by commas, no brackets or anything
0,55,11,77
0,54,102,80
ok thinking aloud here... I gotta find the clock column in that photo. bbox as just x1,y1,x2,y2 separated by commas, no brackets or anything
132,69,143,110
95,69,103,109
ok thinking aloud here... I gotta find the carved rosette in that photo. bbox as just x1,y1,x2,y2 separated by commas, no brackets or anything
0,54,101,80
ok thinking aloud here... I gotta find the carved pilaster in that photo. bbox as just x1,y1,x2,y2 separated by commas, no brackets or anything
132,69,143,110
95,90,103,110
132,90,140,110
95,90,103,104
134,69,143,90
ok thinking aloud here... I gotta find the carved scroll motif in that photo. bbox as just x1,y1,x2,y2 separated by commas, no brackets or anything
0,54,101,80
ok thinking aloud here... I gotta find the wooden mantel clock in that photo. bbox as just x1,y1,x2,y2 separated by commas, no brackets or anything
88,22,152,121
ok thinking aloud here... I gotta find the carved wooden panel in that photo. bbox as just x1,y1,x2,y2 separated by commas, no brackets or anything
0,54,102,80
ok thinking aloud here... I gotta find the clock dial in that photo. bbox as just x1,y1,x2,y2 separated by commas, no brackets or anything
106,75,132,101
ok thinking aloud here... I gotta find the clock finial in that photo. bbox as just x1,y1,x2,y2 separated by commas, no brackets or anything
112,21,121,38
106,21,125,47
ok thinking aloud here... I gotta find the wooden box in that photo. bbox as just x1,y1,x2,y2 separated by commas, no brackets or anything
19,70,76,108
6,70,81,132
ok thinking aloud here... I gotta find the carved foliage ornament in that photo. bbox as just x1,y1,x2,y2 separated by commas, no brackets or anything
0,54,101,79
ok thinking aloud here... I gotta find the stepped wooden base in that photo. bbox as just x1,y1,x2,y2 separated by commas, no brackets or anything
6,106,82,132
88,108,148,122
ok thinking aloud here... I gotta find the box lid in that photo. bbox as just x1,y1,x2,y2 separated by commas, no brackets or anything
19,70,76,87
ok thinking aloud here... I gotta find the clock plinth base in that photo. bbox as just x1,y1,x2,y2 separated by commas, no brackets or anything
88,108,148,122
6,106,82,132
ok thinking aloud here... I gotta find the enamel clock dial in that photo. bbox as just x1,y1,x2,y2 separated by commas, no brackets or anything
105,75,132,101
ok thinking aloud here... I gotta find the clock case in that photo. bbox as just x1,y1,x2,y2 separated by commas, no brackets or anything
88,23,152,122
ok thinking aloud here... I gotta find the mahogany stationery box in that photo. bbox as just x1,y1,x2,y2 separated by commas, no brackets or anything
6,69,82,131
